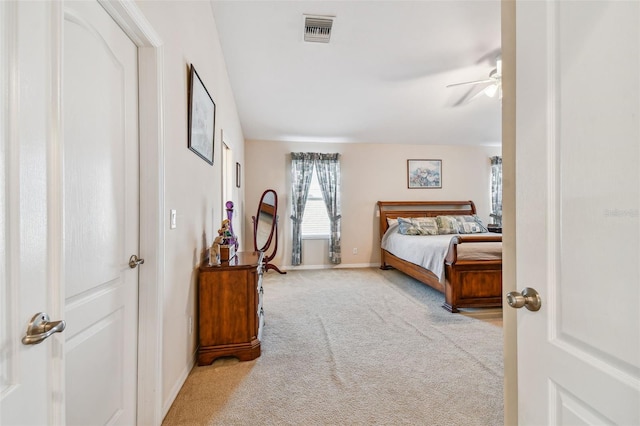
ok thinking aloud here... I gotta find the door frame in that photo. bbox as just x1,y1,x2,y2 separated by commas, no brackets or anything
55,1,166,424
501,0,517,424
97,1,166,424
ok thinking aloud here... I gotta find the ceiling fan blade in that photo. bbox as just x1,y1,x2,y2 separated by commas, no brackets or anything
453,82,500,106
452,85,481,107
446,78,494,88
466,86,490,103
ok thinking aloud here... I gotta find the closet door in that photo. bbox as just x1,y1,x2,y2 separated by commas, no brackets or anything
63,1,140,424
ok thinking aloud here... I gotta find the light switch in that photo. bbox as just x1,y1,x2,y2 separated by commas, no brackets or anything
170,209,177,229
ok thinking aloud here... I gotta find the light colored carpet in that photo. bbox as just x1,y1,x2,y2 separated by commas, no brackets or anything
163,268,504,425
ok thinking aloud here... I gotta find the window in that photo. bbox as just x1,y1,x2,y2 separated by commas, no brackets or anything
490,156,502,226
301,170,330,238
290,151,341,265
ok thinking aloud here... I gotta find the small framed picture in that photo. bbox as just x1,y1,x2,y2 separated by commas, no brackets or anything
236,162,241,188
407,159,442,189
188,64,215,165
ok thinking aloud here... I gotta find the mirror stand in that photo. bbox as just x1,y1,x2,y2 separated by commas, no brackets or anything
252,189,286,274
262,220,285,274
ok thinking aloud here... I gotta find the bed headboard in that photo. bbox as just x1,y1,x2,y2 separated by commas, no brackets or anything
377,200,477,239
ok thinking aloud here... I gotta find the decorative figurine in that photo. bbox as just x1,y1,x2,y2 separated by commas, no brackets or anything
209,202,239,264
209,233,224,266
225,201,239,251
216,216,236,261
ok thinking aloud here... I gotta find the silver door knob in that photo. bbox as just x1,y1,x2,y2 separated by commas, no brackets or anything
506,287,542,311
22,312,66,345
129,254,144,269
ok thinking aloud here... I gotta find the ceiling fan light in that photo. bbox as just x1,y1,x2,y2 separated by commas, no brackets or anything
484,84,498,98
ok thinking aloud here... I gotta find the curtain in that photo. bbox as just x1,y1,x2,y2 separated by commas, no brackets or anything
314,153,341,264
290,153,315,265
490,156,503,226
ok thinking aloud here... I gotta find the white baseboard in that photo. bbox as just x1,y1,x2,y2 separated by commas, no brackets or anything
162,350,197,420
283,262,378,271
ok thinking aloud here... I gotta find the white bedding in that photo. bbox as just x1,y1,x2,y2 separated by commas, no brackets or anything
381,223,499,281
381,223,453,281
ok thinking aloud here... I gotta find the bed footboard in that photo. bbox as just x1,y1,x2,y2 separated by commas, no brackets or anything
443,236,503,313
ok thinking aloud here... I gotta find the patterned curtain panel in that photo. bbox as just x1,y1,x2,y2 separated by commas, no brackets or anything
490,156,503,226
315,153,341,264
290,153,315,265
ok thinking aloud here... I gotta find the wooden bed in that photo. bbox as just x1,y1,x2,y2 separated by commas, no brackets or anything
378,201,503,313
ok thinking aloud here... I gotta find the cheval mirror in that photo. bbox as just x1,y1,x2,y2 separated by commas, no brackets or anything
252,189,285,274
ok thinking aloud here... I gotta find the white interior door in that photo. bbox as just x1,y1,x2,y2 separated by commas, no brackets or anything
515,1,640,424
63,1,139,424
0,2,55,424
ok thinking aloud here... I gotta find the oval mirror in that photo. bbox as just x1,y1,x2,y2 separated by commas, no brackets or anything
253,189,277,252
253,189,285,274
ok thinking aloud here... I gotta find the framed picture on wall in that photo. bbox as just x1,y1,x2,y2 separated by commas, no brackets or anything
236,162,241,188
188,64,216,165
407,159,442,189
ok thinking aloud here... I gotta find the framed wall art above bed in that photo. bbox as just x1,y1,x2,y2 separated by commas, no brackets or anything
407,159,442,189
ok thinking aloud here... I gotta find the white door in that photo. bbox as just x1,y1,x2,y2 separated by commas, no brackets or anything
515,1,640,424
0,2,55,424
0,1,141,424
63,1,139,425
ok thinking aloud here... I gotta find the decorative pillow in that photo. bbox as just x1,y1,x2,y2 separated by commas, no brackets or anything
436,215,488,234
386,217,398,227
413,217,439,235
397,217,439,236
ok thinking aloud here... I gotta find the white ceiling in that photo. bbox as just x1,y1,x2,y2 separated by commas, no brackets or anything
211,1,502,146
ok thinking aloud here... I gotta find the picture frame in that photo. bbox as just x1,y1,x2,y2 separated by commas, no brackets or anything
188,64,216,165
407,159,442,189
236,162,241,188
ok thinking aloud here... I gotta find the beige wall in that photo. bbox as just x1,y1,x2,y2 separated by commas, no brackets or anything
135,1,245,414
244,140,501,269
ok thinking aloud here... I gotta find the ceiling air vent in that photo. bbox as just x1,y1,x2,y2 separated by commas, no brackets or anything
303,15,334,43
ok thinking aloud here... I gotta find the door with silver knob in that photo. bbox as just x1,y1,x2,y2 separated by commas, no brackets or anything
514,1,640,424
22,312,66,345
63,2,140,424
1,1,141,424
506,288,541,312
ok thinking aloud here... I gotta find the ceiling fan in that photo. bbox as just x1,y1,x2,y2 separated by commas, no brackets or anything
447,55,502,101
